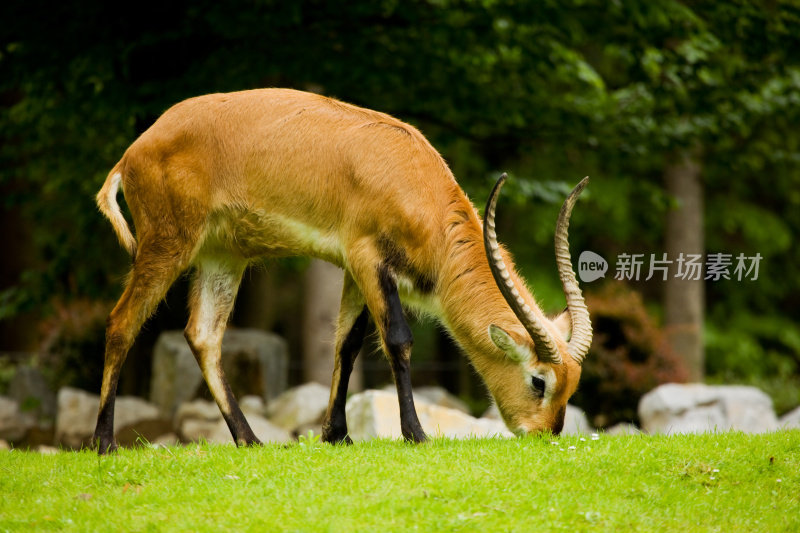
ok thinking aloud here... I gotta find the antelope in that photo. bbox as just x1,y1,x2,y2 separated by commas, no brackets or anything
93,88,591,453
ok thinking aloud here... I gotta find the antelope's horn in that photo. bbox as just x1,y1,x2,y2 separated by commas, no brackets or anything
555,177,592,364
483,174,562,365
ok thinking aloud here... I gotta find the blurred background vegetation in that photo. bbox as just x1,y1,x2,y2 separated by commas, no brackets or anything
1,0,799,426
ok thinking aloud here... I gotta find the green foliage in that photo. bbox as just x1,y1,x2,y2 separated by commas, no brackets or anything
297,429,323,450
1,434,799,531
706,314,800,415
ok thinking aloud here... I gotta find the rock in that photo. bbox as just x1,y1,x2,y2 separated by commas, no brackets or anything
240,395,266,417
36,445,59,454
380,385,471,414
55,388,168,449
174,398,291,444
638,383,779,434
150,329,289,417
562,405,593,435
179,418,221,443
151,433,181,446
55,388,96,448
481,403,501,420
115,396,161,430
265,382,330,432
605,423,641,435
8,366,56,421
116,418,175,447
175,399,222,442
345,390,513,441
207,414,293,444
175,399,222,425
779,406,800,429
0,396,35,442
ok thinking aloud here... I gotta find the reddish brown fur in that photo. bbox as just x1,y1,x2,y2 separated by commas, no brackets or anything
95,89,581,448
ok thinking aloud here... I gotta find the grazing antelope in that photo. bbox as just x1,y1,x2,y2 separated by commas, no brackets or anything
93,88,591,453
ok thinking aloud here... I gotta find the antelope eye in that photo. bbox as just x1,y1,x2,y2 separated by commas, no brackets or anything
531,375,546,397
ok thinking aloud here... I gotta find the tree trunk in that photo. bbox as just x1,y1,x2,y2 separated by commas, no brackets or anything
302,259,362,390
664,149,705,381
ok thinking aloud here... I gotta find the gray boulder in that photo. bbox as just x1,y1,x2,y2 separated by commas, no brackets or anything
638,383,779,434
207,415,293,444
779,406,800,429
346,390,512,441
150,329,289,418
0,396,35,442
265,382,330,432
55,388,167,449
174,398,291,444
605,422,642,435
240,395,266,417
562,405,594,435
174,399,222,442
8,366,56,421
381,385,471,414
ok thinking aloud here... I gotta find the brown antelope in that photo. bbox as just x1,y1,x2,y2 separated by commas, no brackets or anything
93,88,591,453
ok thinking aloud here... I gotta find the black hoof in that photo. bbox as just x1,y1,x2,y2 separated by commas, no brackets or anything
95,437,119,455
403,428,427,443
321,430,353,445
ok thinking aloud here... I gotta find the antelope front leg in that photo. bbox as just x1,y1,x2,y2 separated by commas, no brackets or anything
346,241,427,443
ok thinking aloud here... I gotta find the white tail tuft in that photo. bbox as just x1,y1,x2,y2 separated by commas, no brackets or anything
96,169,136,256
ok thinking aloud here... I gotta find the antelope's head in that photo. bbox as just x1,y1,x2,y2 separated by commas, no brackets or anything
483,175,592,435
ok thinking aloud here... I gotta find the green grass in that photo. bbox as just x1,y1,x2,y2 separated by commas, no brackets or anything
1,431,799,532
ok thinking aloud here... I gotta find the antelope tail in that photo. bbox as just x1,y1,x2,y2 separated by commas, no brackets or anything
96,164,137,257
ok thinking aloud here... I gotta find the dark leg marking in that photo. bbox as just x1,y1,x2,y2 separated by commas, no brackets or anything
379,266,426,443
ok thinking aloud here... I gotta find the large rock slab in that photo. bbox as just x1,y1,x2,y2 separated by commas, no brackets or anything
150,329,289,417
0,396,35,442
207,415,293,444
174,398,291,444
346,390,513,441
265,382,330,432
381,385,471,414
638,383,779,434
779,406,800,429
8,366,56,421
174,399,222,442
55,388,168,449
562,404,593,435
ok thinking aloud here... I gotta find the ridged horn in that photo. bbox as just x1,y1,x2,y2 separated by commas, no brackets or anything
483,174,562,365
555,177,592,364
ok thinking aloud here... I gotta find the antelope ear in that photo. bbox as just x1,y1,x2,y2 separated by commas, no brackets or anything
489,324,532,364
552,308,572,342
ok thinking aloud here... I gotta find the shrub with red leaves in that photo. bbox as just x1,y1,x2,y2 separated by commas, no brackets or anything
571,284,689,428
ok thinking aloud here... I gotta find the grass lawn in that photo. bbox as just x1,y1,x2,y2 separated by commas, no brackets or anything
1,431,798,532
